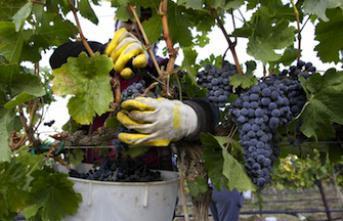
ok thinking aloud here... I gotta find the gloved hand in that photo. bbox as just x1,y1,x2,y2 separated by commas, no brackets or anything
105,28,149,79
116,97,199,146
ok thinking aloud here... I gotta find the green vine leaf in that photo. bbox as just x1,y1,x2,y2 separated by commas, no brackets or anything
142,13,162,43
23,204,40,220
0,64,46,109
201,133,228,190
29,169,82,221
12,2,32,32
233,6,295,63
247,19,296,62
4,93,36,109
182,47,199,75
299,69,343,140
0,161,29,219
31,13,78,50
201,133,255,191
230,73,258,90
52,52,113,125
187,176,209,197
206,0,244,10
111,0,130,6
314,8,343,63
222,148,256,192
0,109,15,162
0,22,24,63
168,2,193,47
181,73,207,98
114,5,131,21
79,0,99,25
245,60,257,75
0,0,27,21
46,0,71,16
274,47,298,66
177,0,203,10
303,0,343,21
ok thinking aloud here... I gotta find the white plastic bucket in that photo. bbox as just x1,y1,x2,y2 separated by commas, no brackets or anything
64,170,179,221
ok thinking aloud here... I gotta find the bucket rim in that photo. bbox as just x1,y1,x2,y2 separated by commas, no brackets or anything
68,170,179,186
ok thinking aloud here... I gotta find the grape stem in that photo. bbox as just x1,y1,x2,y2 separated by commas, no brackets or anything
214,13,244,75
67,0,95,57
291,0,301,62
18,106,37,146
237,9,247,23
159,0,178,96
9,132,26,150
128,5,170,95
29,63,44,138
300,16,311,33
225,126,237,150
159,0,177,76
111,75,121,110
128,5,163,78
142,82,159,97
29,63,40,129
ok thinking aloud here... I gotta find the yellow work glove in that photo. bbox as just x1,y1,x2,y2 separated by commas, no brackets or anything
116,97,199,147
105,28,149,79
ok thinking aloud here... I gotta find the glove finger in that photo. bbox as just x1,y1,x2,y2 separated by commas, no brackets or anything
120,67,134,79
105,28,128,56
134,132,170,147
132,53,148,68
114,43,144,72
117,111,144,127
118,132,150,145
110,37,140,62
118,132,170,147
134,97,162,108
128,110,157,123
117,111,157,134
121,99,156,111
127,122,158,134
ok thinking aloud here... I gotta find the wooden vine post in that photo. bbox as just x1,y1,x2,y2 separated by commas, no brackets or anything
158,1,212,220
177,142,212,221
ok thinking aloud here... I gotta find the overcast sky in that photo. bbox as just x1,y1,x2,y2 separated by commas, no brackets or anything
37,2,341,138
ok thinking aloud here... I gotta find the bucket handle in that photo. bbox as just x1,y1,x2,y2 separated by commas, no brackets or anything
143,186,149,208
87,182,93,207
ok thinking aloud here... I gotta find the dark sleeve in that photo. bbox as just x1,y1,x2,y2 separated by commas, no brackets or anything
49,41,106,69
183,98,219,140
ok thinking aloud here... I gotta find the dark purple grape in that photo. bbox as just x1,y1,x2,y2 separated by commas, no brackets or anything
196,62,236,107
121,80,146,101
230,61,316,188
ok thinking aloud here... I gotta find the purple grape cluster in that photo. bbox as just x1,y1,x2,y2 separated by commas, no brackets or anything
280,60,317,115
197,62,236,107
231,61,315,188
231,79,289,187
121,80,146,101
69,157,161,182
280,60,316,79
